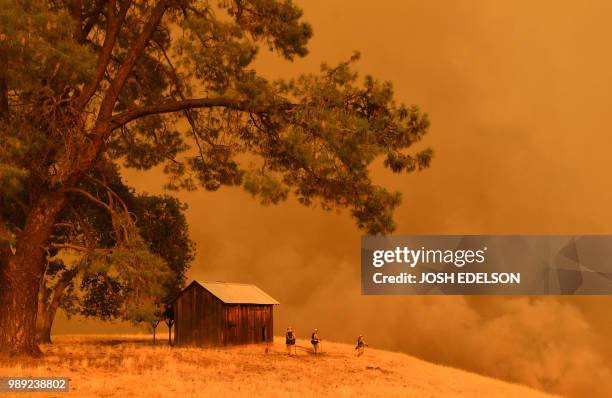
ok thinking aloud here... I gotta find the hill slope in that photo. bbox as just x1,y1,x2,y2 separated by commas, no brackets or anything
0,335,558,398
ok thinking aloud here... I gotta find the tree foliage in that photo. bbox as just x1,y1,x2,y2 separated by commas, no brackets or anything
132,194,195,302
0,0,432,237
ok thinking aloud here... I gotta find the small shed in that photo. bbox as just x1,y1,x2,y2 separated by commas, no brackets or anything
173,280,279,347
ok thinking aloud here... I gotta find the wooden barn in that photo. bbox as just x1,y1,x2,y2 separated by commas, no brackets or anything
173,280,279,347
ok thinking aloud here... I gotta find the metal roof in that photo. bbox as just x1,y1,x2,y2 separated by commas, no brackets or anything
191,280,280,305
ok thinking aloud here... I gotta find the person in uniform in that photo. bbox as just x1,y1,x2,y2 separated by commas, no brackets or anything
355,334,368,357
285,327,296,355
311,328,321,354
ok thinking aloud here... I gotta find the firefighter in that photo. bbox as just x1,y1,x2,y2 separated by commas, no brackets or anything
285,327,296,355
355,334,368,357
311,328,321,354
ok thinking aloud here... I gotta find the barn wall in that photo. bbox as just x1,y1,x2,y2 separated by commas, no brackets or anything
223,304,274,345
174,283,275,347
174,284,224,347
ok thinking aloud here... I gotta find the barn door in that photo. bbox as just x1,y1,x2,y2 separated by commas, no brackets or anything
261,327,267,342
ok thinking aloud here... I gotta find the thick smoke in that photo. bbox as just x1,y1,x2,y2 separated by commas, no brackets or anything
187,234,611,398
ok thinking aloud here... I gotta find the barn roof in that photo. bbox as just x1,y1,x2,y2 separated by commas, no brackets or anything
189,280,280,305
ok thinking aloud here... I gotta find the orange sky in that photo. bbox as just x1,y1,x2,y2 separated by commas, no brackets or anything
55,1,612,396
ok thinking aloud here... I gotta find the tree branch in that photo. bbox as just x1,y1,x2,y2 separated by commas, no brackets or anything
66,1,169,185
76,0,132,110
68,205,97,247
53,222,74,229
48,243,88,252
82,0,107,39
0,44,8,121
96,0,169,122
65,187,111,211
87,175,129,213
110,97,292,130
152,40,214,156
43,267,80,327
70,0,85,43
66,180,133,245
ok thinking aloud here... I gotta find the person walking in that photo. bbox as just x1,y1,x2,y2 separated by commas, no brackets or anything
355,335,368,357
311,328,321,355
285,327,296,355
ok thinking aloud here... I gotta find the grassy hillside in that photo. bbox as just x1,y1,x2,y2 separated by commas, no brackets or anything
0,335,558,398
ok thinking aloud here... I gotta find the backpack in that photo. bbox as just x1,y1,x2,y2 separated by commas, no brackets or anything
311,333,319,344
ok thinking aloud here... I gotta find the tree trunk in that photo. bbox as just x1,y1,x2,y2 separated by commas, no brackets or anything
0,192,67,356
0,44,9,120
36,267,77,344
36,316,53,344
36,304,57,344
35,278,50,344
166,319,174,346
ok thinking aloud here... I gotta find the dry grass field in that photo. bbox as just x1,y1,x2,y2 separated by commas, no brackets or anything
0,335,558,398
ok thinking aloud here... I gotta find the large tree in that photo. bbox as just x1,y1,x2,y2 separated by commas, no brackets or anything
35,173,194,343
0,0,432,355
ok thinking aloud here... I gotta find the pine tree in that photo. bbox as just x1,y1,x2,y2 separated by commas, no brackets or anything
0,0,431,355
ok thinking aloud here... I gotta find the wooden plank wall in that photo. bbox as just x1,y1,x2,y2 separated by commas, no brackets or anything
174,284,224,346
223,304,273,345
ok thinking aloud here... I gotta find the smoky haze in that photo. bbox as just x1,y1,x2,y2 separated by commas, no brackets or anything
54,1,612,396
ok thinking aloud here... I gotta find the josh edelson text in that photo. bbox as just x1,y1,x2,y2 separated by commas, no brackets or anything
370,246,521,285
